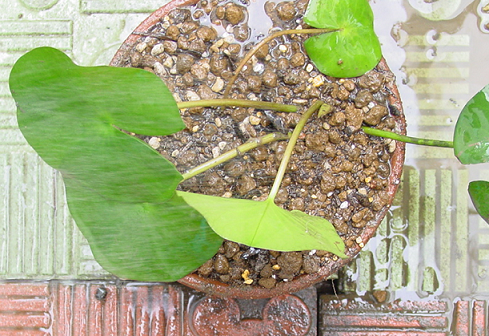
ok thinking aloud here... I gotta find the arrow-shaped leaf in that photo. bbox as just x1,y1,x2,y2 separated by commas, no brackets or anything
9,47,223,281
67,181,222,281
10,47,184,203
178,191,347,258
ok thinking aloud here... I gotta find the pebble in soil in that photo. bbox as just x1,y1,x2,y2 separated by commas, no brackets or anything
121,0,400,288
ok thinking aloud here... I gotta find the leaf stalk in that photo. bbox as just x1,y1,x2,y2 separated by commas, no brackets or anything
182,132,290,181
177,99,297,113
362,126,454,148
268,100,329,200
223,28,337,98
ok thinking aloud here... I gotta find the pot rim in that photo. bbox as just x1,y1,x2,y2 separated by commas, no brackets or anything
110,0,406,299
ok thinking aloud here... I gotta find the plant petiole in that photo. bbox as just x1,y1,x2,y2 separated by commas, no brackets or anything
362,126,454,148
223,28,337,98
182,132,291,181
268,100,330,201
177,99,298,113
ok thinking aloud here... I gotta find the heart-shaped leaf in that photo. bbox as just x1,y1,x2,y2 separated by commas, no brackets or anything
454,84,489,164
178,191,347,258
9,47,223,281
468,180,489,225
303,0,382,78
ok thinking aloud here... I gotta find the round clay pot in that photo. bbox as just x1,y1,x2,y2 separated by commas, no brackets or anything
111,0,406,299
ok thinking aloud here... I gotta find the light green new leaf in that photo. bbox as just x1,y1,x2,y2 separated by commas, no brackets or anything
454,84,489,164
468,181,489,225
178,191,347,258
9,47,223,281
303,0,382,78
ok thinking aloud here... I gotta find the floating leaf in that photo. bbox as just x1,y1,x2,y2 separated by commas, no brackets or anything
303,0,382,78
454,84,489,164
9,47,223,281
178,191,347,258
468,181,489,225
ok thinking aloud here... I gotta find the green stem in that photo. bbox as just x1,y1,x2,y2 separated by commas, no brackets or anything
177,99,297,113
362,126,454,148
223,28,338,98
182,132,290,181
268,101,330,201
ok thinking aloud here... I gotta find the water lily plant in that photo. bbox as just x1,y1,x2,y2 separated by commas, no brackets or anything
8,0,383,282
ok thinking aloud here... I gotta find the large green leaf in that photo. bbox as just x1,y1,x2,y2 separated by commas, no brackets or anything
67,181,222,281
454,84,489,164
178,191,347,258
9,47,223,281
303,0,382,78
10,47,184,203
468,181,489,225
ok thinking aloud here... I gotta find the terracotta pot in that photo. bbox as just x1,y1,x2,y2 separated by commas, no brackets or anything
110,0,406,299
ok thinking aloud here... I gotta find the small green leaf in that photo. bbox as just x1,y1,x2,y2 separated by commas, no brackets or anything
454,84,489,164
178,191,347,258
9,47,223,281
468,181,489,225
303,0,382,78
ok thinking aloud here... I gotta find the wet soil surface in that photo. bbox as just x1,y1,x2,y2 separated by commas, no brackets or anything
118,0,399,288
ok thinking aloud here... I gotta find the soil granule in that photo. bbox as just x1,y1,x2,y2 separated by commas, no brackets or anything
118,0,400,288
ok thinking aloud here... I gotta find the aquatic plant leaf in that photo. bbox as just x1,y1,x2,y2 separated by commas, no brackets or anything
67,183,223,281
468,181,489,225
10,47,184,203
454,84,489,164
178,191,347,258
9,47,223,281
303,0,382,78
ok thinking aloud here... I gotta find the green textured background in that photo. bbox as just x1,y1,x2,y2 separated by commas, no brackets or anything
1,0,489,301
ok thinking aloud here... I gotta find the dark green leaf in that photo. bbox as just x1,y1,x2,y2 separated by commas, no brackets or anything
468,180,489,225
454,84,489,164
303,0,382,78
9,47,223,281
10,47,184,203
178,191,347,258
67,182,222,281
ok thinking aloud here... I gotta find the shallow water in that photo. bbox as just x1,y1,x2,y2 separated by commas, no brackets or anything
342,0,489,305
